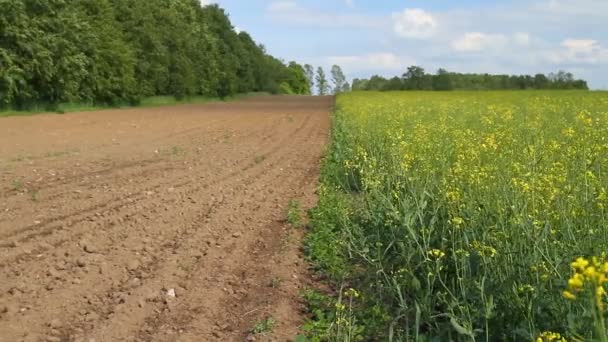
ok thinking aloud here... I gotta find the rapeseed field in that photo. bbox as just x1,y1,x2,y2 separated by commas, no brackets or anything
306,91,608,341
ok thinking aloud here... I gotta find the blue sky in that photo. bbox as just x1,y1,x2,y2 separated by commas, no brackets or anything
204,0,608,89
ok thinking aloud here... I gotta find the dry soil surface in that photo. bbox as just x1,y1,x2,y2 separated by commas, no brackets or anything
0,96,332,342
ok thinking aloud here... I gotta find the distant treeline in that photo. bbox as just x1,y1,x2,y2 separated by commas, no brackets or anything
352,66,589,92
0,0,310,109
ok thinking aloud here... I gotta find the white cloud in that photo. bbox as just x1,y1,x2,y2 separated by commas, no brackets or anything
451,32,509,52
544,39,608,64
268,1,297,12
344,0,354,8
534,0,608,16
513,32,531,46
267,1,382,29
392,9,437,39
450,32,536,53
562,39,599,53
327,53,414,73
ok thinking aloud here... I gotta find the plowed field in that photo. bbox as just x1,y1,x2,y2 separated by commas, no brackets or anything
0,96,332,342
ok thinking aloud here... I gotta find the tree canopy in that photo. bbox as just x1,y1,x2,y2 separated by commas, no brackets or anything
316,67,330,95
352,66,589,92
0,0,311,109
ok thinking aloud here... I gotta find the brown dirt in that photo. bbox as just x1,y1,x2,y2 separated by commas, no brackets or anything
0,96,332,342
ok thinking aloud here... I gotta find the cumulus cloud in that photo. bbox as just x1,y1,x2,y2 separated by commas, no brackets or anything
562,39,600,53
267,1,382,29
450,32,535,53
544,39,608,64
451,32,509,52
268,1,297,11
513,32,531,46
392,9,437,39
534,0,608,16
327,53,414,73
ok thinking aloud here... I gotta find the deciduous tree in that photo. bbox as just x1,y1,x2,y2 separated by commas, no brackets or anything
316,67,329,95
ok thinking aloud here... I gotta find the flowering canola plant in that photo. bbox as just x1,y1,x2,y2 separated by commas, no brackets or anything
308,91,608,341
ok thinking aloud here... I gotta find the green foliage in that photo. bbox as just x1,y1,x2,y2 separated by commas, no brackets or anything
331,65,347,94
0,94,240,117
352,66,589,92
286,62,312,95
304,64,315,93
270,276,282,288
286,199,303,228
301,289,338,340
30,189,39,202
251,316,276,335
0,0,308,109
254,155,266,164
307,91,608,341
316,67,330,95
305,187,352,280
10,178,23,192
279,82,295,95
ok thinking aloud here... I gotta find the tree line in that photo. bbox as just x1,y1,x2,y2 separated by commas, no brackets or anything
302,64,350,95
352,66,589,92
0,0,311,109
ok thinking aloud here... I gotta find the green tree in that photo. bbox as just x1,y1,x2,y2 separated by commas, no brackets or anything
330,65,346,94
74,0,138,104
342,82,351,92
316,67,329,95
286,62,311,95
304,64,315,93
382,77,403,91
366,75,388,90
351,78,368,91
353,68,588,92
432,68,453,91
402,65,427,90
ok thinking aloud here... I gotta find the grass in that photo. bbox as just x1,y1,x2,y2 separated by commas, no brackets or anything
0,92,269,118
251,316,276,335
286,199,303,228
223,130,233,143
7,149,79,164
157,146,185,157
30,190,40,202
304,91,608,341
254,155,266,164
11,178,24,192
270,276,282,288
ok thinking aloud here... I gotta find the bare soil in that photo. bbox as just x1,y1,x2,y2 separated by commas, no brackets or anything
0,96,332,342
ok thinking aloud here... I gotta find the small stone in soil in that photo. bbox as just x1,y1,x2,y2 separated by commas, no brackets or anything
126,260,140,271
49,319,62,329
83,244,98,254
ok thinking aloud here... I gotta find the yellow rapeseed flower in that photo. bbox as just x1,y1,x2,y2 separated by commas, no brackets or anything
571,257,589,272
344,288,360,298
450,217,464,226
567,274,583,289
537,331,567,342
428,249,446,259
